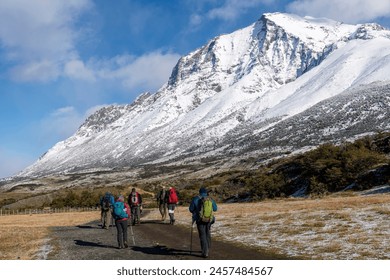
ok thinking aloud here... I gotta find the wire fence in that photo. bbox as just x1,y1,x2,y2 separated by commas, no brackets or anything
0,207,99,216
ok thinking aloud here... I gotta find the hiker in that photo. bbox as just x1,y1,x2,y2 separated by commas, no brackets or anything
189,187,217,258
100,192,115,229
113,195,131,249
156,185,168,221
128,188,142,225
167,186,179,225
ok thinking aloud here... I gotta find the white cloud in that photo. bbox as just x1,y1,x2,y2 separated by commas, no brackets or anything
0,0,92,81
190,14,203,28
60,51,180,92
0,0,182,98
39,105,106,144
207,0,273,21
107,52,181,90
83,51,181,91
42,107,84,140
64,60,96,82
287,0,390,24
0,1,180,93
9,60,61,82
0,104,107,179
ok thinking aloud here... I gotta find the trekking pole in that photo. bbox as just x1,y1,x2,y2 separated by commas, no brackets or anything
129,219,136,245
111,215,115,236
190,220,194,255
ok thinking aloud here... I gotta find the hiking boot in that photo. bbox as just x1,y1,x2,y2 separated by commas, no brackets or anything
124,242,128,248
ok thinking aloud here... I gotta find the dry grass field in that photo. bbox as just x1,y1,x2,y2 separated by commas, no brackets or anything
0,211,99,260
1,193,390,260
174,193,390,260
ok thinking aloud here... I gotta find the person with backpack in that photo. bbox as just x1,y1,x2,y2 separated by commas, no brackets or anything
128,188,142,225
112,195,131,249
100,192,115,229
189,187,217,258
167,186,179,225
156,185,168,221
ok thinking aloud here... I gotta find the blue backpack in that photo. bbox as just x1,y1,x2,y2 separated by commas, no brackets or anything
113,201,128,219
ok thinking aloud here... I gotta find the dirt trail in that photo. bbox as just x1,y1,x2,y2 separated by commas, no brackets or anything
47,211,289,260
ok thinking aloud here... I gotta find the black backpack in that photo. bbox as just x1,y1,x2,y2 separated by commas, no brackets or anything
102,194,111,210
159,189,166,202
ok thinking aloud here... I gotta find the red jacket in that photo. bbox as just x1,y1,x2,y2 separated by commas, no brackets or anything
128,192,142,206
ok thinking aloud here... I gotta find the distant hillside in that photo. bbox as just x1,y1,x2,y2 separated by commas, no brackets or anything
2,132,388,210
175,132,390,202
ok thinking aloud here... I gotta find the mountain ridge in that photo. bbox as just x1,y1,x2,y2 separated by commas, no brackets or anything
8,12,390,180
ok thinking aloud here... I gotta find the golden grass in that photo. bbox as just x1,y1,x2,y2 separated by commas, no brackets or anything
173,194,390,259
0,211,99,260
2,193,390,260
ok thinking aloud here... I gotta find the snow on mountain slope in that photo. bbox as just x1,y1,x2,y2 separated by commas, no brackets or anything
246,36,390,124
16,13,390,178
228,81,390,156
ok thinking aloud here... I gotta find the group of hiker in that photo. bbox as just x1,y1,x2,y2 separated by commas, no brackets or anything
156,186,179,225
100,188,142,249
99,185,217,258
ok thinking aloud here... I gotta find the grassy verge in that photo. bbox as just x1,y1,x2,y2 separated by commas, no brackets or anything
0,211,99,260
2,193,390,260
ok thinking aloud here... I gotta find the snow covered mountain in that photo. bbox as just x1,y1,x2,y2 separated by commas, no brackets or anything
16,12,390,178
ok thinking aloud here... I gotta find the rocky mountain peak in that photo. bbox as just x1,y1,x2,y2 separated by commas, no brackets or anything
12,12,390,179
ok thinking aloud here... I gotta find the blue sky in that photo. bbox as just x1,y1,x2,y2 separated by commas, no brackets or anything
1,0,390,179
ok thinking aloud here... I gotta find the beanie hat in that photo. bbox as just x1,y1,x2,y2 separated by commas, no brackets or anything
199,187,207,195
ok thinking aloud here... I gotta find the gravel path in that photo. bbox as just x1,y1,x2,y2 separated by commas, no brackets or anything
47,211,288,260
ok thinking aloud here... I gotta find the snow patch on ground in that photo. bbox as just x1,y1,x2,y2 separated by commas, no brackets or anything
35,238,52,260
176,196,390,260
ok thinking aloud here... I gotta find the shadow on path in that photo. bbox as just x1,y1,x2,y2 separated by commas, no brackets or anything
140,220,174,226
76,225,96,229
74,239,116,249
131,245,202,257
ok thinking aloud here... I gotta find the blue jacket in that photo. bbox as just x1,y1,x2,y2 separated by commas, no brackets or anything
189,193,217,223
